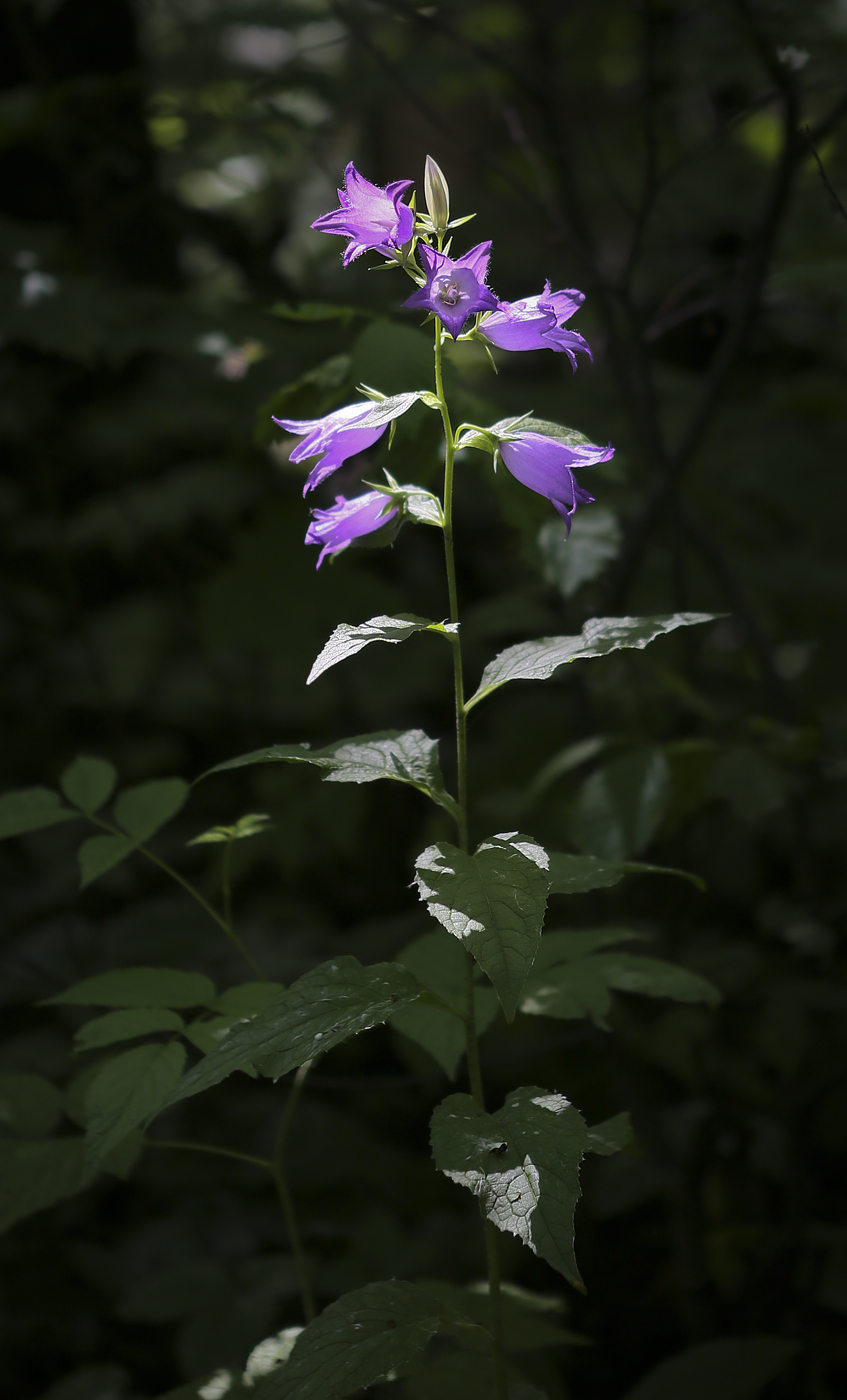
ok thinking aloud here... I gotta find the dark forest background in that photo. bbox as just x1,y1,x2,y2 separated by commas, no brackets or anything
2,2,847,1398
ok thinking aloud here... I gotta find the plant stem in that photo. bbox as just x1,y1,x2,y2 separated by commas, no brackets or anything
147,1138,272,1171
222,836,234,935
86,814,265,979
435,318,508,1400
272,1061,316,1323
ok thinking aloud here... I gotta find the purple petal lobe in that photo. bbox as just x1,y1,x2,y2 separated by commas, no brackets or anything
311,163,415,264
499,430,611,529
305,491,399,568
403,243,499,339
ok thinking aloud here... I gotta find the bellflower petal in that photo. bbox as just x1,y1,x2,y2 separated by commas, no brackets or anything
274,402,387,494
404,241,498,339
499,431,613,532
481,281,592,366
305,491,399,568
312,163,414,266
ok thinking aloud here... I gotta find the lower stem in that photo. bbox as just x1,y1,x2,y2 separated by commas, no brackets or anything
272,1061,316,1323
437,319,507,1400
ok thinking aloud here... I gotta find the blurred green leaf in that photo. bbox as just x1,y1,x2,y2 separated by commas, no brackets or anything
44,968,217,1009
547,852,704,894
0,1073,64,1137
570,748,672,859
0,1138,85,1234
74,1009,186,1051
113,778,189,840
0,786,79,840
392,930,500,1078
414,834,551,1021
622,1336,800,1400
212,982,285,1015
538,507,621,598
84,1042,186,1173
59,756,117,814
188,813,272,845
78,832,138,887
709,746,788,824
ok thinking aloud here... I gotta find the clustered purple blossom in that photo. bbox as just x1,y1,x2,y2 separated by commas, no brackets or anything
274,162,612,565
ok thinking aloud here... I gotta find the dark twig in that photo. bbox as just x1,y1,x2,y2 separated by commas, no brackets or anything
802,125,847,226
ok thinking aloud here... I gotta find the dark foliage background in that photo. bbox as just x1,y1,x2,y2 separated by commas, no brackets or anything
2,2,847,1398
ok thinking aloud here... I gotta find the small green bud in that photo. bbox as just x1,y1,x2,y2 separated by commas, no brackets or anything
424,155,450,233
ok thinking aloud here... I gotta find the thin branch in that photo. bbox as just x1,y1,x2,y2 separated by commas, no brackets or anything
802,125,847,226
147,1139,272,1171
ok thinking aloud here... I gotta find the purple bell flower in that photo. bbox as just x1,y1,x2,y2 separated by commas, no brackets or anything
305,491,399,568
499,431,614,532
311,163,415,266
481,282,591,367
274,402,389,495
404,242,498,339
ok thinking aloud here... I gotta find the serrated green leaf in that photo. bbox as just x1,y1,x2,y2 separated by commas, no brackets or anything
78,831,138,886
43,967,217,1009
255,1280,487,1400
307,614,457,685
200,729,458,819
351,390,427,429
182,1015,241,1055
212,982,285,1015
0,1073,64,1137
59,755,117,813
162,958,425,1111
466,614,716,710
113,777,189,840
414,834,550,1021
74,1008,186,1050
156,1371,251,1400
622,1336,800,1400
0,1137,86,1234
392,930,500,1079
0,786,80,840
84,1042,186,1173
518,959,614,1027
431,1088,592,1288
489,415,597,447
547,852,704,894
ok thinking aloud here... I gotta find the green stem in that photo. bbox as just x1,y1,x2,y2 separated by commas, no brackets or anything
147,1139,272,1171
435,317,508,1400
86,815,265,980
222,836,234,936
272,1061,316,1323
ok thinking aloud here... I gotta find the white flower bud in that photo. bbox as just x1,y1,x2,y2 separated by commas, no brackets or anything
424,155,450,233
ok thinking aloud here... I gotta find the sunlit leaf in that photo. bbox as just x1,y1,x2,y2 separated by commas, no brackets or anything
466,614,716,710
414,834,551,1020
188,813,272,845
307,614,457,685
431,1088,592,1288
201,730,458,819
